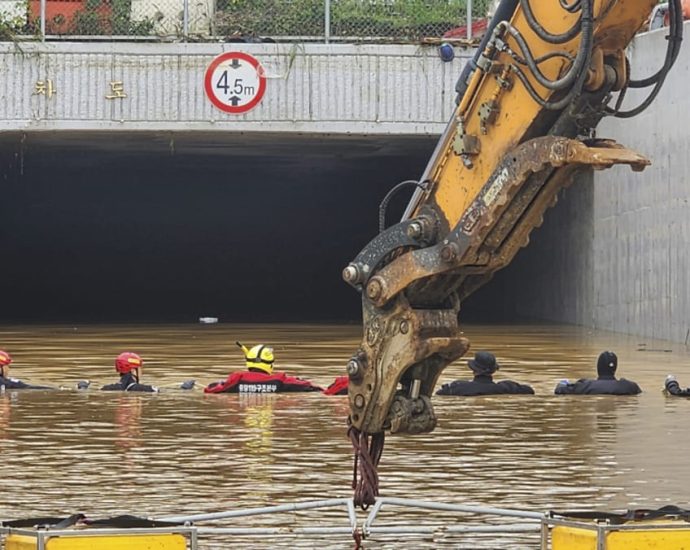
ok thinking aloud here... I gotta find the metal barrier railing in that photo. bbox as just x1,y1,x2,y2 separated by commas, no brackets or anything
5,499,690,548
0,498,542,548
0,0,493,42
161,497,359,534
160,496,543,544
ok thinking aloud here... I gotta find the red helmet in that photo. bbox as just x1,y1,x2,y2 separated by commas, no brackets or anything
115,352,143,374
0,350,11,367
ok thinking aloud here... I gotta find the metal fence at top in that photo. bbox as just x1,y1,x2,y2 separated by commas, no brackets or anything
0,0,493,42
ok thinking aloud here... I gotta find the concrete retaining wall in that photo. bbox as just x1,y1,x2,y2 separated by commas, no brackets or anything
499,25,690,343
0,42,469,135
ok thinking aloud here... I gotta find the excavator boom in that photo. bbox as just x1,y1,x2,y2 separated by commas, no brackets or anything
342,0,682,507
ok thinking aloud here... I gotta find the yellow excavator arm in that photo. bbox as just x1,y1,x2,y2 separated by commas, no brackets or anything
342,0,682,506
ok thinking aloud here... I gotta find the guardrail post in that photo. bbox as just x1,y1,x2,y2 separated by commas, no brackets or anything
466,0,472,40
540,520,549,549
183,0,189,39
39,0,46,40
324,0,331,43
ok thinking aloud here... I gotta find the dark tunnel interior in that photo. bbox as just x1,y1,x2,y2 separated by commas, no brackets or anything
0,131,529,324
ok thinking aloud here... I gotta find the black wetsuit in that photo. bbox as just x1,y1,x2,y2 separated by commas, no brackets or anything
436,374,534,396
101,373,158,393
665,379,690,397
554,375,641,395
0,376,53,390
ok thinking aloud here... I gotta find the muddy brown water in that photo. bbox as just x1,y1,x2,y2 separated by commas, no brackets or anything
1,323,689,548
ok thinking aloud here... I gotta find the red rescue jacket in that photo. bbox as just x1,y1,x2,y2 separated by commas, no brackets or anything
204,371,323,394
324,375,348,396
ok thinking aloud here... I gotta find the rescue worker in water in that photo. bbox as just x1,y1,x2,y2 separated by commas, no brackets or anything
101,352,159,393
204,342,322,394
554,351,641,395
435,351,535,396
0,350,53,390
663,374,690,397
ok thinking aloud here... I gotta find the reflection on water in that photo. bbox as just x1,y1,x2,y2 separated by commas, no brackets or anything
0,323,689,548
115,395,143,455
0,396,10,440
240,394,275,456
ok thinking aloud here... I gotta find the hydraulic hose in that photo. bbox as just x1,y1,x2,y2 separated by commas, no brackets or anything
560,0,582,13
511,0,594,110
379,180,427,233
628,0,683,88
533,51,576,64
504,19,588,90
609,0,683,118
508,48,576,68
520,0,582,44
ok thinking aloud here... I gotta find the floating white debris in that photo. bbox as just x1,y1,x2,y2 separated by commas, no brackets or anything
199,317,219,324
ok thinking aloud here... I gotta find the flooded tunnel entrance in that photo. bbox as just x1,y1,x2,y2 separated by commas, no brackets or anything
0,131,446,323
0,131,557,324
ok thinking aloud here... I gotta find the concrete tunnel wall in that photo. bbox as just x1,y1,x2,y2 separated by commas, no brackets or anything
472,26,690,343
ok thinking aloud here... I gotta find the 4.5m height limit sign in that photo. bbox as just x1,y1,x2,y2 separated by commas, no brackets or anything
204,52,267,114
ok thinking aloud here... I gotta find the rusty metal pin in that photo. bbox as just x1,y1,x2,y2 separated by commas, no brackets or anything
440,242,459,263
342,264,360,284
366,278,384,300
347,359,362,379
410,379,421,399
354,394,365,409
406,221,423,239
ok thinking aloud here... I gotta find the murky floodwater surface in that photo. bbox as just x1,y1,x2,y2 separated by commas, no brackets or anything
1,323,689,548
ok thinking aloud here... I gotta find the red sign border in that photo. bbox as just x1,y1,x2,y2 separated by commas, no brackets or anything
204,52,267,114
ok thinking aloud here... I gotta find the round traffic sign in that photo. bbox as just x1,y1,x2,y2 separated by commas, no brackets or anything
204,52,267,114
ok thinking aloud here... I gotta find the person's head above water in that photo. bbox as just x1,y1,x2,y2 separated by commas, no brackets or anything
467,351,499,377
236,341,274,375
115,352,143,380
597,351,618,378
0,350,11,377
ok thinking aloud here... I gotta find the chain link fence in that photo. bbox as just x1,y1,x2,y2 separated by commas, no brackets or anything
0,0,493,41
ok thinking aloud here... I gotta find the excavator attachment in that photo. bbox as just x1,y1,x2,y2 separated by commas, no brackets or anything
346,137,648,436
342,0,682,508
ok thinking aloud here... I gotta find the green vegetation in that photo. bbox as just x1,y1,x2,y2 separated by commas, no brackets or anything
73,0,154,35
215,0,493,40
4,0,492,40
215,0,323,37
331,0,466,38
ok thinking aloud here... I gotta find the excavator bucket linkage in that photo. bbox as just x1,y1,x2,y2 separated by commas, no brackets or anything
347,136,649,437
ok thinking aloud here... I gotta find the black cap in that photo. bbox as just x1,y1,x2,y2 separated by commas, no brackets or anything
597,351,617,377
468,351,499,376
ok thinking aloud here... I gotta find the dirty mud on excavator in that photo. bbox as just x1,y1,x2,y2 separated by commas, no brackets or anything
341,0,683,507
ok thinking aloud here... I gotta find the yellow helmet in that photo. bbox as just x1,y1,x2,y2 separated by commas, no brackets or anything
244,344,274,375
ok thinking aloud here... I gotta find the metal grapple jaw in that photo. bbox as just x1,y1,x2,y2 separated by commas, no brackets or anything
347,295,469,435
